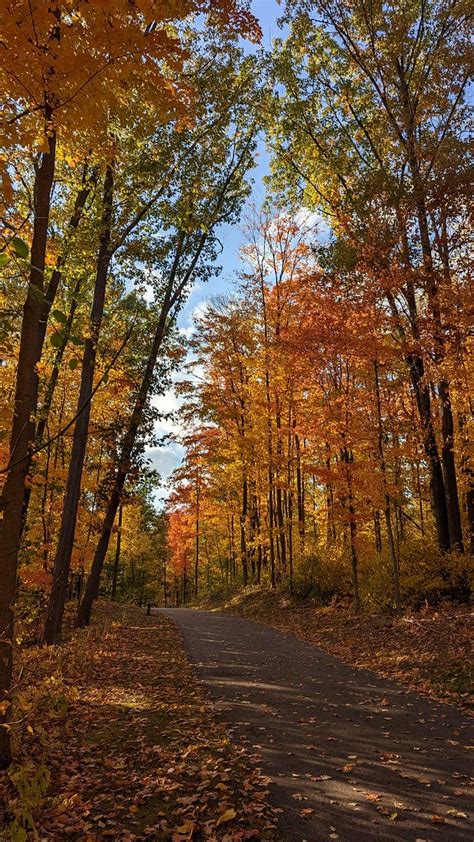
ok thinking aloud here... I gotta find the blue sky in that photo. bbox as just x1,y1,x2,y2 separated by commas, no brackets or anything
147,0,283,501
176,0,281,327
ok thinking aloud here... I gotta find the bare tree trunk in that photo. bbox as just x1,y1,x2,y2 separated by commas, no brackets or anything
0,128,56,768
19,184,92,536
373,510,382,553
255,496,262,583
458,414,474,553
240,477,249,586
77,227,222,625
44,165,114,644
325,444,336,545
408,352,450,551
111,501,123,601
398,72,462,551
163,551,168,607
230,513,236,581
342,447,360,613
374,361,401,610
295,427,305,555
387,286,450,551
194,470,200,597
439,380,464,551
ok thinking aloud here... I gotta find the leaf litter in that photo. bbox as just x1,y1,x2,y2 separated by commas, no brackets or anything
0,603,276,840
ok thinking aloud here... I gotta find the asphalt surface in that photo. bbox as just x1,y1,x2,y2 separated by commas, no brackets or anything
159,608,473,841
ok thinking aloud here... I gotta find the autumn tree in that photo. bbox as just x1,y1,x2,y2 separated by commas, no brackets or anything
268,0,471,553
168,202,471,610
0,0,260,769
76,61,258,628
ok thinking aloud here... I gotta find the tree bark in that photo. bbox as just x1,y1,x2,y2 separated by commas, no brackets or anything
194,470,200,597
295,428,305,553
20,274,83,536
240,477,249,586
342,447,360,613
44,165,114,644
386,287,450,551
407,352,450,551
111,501,123,601
439,380,464,551
76,234,192,627
0,128,56,768
373,510,382,553
374,360,401,610
398,67,462,552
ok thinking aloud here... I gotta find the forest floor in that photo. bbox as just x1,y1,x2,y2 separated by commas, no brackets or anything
0,602,276,841
198,588,473,711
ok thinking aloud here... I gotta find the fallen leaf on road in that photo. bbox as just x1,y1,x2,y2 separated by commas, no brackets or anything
216,808,237,827
175,820,197,835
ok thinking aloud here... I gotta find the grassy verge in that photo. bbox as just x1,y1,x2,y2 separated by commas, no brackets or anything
201,587,473,711
0,602,276,841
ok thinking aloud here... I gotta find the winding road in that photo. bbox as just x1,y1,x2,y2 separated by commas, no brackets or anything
160,608,473,841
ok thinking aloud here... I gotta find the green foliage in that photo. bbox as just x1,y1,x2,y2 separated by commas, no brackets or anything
51,310,67,324
401,544,473,607
7,761,50,840
11,238,29,260
290,551,350,602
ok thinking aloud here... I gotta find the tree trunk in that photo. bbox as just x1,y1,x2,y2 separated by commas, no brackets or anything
388,280,449,550
342,447,360,613
20,274,83,535
0,128,56,768
44,165,114,645
163,551,168,607
398,72,461,552
111,501,123,601
295,429,305,554
439,380,464,551
458,414,474,553
76,235,190,627
374,360,401,610
240,477,248,586
230,513,236,581
373,510,382,553
407,352,450,551
194,471,200,597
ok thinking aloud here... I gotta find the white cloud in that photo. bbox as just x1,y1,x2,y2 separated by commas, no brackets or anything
152,387,184,437
188,280,202,297
145,441,184,501
178,298,210,340
143,283,154,303
191,300,209,322
178,324,195,340
295,207,331,240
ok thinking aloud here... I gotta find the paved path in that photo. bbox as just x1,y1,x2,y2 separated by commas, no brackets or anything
159,608,473,841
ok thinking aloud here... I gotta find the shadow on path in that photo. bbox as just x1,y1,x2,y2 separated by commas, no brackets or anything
159,608,473,842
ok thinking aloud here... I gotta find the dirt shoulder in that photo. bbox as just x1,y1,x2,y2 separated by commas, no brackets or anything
204,588,473,712
0,602,275,841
